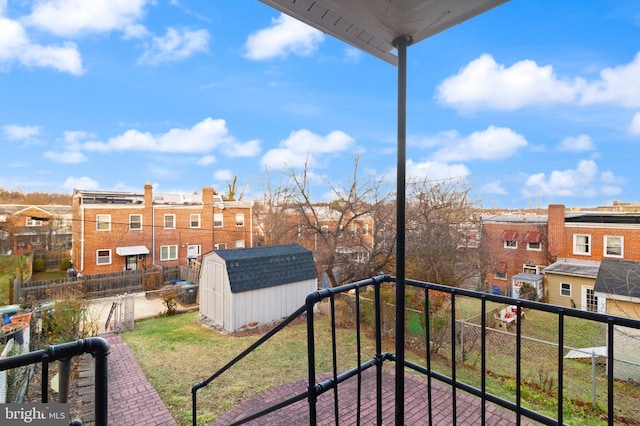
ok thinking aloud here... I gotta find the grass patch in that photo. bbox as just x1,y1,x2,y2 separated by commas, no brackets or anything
123,312,379,425
0,255,29,305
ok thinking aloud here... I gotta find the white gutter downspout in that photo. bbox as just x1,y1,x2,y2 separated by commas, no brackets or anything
80,204,85,272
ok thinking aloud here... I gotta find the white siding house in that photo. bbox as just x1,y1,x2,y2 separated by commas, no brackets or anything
199,244,318,332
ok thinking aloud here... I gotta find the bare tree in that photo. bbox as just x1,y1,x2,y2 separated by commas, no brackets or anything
404,177,481,287
253,157,395,287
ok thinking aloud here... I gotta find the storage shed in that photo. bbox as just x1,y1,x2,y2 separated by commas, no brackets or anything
199,244,318,332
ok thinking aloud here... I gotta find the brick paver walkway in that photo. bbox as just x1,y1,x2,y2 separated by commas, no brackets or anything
75,333,178,426
213,368,535,425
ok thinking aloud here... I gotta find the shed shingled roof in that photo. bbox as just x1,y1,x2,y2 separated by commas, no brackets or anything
214,244,317,293
594,259,640,299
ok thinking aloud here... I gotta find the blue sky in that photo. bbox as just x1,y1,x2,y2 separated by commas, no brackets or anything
1,1,640,209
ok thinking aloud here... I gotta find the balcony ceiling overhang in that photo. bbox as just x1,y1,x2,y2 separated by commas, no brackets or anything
259,0,509,65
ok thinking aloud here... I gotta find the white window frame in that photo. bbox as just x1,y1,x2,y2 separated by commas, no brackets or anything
215,243,226,250
504,240,517,249
363,224,369,235
96,214,111,231
604,235,623,258
493,271,507,280
26,217,44,226
214,213,223,228
96,249,112,265
129,214,142,231
164,214,176,229
527,241,541,251
523,264,540,275
235,213,245,227
160,245,178,261
560,282,572,297
321,225,330,235
235,240,245,248
573,234,591,255
190,214,201,229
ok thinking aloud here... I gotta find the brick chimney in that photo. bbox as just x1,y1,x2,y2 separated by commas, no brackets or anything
547,204,565,259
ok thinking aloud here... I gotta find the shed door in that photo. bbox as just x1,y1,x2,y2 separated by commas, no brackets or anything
211,262,224,325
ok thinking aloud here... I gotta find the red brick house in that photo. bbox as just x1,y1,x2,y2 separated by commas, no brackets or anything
480,213,550,295
71,182,253,275
545,204,640,311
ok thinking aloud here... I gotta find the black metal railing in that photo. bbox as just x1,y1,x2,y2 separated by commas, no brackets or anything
192,275,640,425
0,337,110,426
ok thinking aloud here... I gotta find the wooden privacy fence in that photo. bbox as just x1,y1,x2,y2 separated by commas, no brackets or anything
18,265,199,302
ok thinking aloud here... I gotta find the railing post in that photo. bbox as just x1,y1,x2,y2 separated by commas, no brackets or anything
306,292,318,426
58,358,72,402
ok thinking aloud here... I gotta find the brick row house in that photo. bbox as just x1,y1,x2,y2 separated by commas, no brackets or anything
480,213,550,296
546,203,640,313
0,205,72,255
71,182,253,275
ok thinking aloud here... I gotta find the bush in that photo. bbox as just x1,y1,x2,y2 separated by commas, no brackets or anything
33,258,46,272
60,258,72,271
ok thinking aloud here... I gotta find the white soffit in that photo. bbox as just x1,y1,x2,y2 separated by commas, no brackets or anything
259,0,509,65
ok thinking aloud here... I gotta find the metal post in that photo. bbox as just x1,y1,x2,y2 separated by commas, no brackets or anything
393,34,410,426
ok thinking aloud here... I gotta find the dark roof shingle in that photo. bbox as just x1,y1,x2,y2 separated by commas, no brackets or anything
214,244,317,293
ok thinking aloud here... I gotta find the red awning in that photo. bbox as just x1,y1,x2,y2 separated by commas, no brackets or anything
493,261,507,273
502,230,518,241
525,231,541,243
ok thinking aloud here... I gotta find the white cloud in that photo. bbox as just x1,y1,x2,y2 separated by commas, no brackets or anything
261,129,354,170
62,176,99,191
244,13,324,61
197,155,216,166
437,52,640,112
580,52,640,108
222,139,261,157
524,160,622,198
436,54,580,111
138,27,209,65
43,150,87,163
406,160,471,182
214,169,233,181
480,180,507,195
82,118,237,153
0,17,83,74
630,112,640,135
25,0,148,38
2,124,41,141
414,126,527,162
556,134,595,152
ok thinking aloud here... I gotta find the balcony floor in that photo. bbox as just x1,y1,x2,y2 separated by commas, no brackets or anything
212,367,536,425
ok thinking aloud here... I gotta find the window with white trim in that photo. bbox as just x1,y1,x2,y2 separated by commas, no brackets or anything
164,214,175,229
26,217,44,226
235,240,245,248
604,235,623,258
363,224,369,235
494,271,507,280
573,234,591,255
560,282,572,297
160,245,178,261
235,213,245,227
504,240,517,249
214,213,223,228
190,214,201,228
129,214,142,231
96,214,111,231
321,225,329,235
96,249,111,265
527,241,541,251
215,243,226,250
